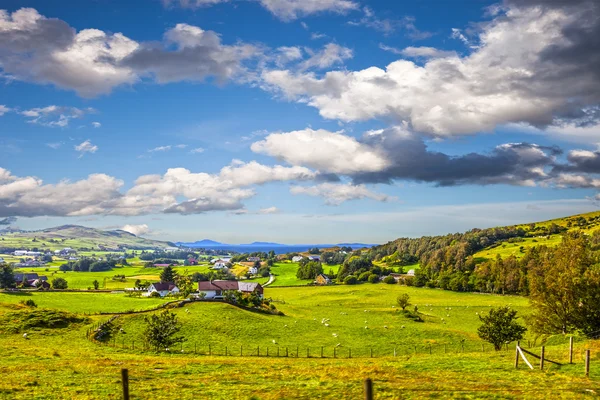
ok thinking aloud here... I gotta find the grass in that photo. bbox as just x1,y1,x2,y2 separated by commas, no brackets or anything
0,284,599,399
0,292,171,313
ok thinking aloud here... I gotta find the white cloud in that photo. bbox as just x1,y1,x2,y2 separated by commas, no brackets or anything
174,144,187,149
149,145,172,152
0,105,11,116
379,44,457,59
92,121,101,128
258,0,358,21
258,206,280,214
46,142,63,150
290,182,396,205
275,46,303,67
251,128,389,174
121,224,150,236
0,9,258,97
20,105,95,127
190,147,205,154
261,4,600,139
74,140,98,156
300,43,352,70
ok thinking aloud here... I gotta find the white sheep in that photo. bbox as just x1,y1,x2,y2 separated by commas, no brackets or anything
401,325,405,329
332,333,338,337
272,339,277,344
335,343,341,347
384,326,388,329
23,333,28,339
324,323,330,327
364,326,369,329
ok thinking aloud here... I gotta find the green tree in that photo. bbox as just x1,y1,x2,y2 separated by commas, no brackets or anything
528,233,600,334
397,293,411,310
296,261,323,280
92,280,100,290
0,265,16,289
477,306,526,350
51,277,68,289
160,265,176,283
343,275,358,285
143,310,185,351
175,271,195,297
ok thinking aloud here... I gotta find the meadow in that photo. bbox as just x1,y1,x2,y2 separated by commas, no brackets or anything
0,284,599,399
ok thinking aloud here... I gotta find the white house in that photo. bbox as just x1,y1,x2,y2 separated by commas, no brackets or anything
197,280,263,299
406,269,415,276
146,282,180,297
292,256,304,262
248,266,258,275
213,261,229,270
307,255,321,261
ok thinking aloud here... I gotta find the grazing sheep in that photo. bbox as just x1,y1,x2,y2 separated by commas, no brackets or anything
336,343,341,347
324,323,330,327
401,325,405,329
272,340,277,344
332,333,338,337
23,333,28,339
364,326,368,329
384,326,388,329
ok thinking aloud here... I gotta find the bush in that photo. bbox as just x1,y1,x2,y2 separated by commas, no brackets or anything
382,276,396,284
20,299,37,308
368,274,379,283
344,275,358,285
397,293,411,310
358,271,371,282
51,277,68,289
149,291,161,298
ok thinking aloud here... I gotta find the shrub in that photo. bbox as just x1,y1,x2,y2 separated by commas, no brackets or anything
368,274,379,283
358,271,371,282
382,276,396,284
149,291,161,298
344,275,358,285
51,277,68,289
397,293,411,310
20,299,37,308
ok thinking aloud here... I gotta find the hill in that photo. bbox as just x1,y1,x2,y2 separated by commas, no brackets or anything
0,224,170,251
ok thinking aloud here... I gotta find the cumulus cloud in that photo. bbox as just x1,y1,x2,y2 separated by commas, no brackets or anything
251,128,389,174
74,140,98,156
379,44,457,60
0,105,11,116
290,182,395,205
300,43,352,70
258,206,280,214
121,224,150,236
262,1,600,141
0,9,258,97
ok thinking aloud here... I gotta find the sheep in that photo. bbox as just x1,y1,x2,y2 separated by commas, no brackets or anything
384,326,388,329
401,325,405,329
23,333,28,339
272,340,277,344
284,324,288,328
332,333,338,337
364,326,369,329
324,323,330,327
335,343,341,347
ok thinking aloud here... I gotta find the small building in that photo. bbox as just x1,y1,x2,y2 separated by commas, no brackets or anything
388,273,403,282
292,256,304,262
315,274,332,285
197,280,263,299
307,255,321,262
247,256,261,262
147,282,180,297
248,266,258,275
213,261,229,270
165,247,180,252
406,269,415,276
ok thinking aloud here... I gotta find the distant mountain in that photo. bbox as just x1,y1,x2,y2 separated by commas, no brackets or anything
336,243,376,248
243,241,285,246
176,239,226,247
0,225,169,250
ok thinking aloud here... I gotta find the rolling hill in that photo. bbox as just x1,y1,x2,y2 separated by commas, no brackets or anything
0,225,170,251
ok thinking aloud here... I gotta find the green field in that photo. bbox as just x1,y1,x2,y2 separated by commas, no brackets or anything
0,284,598,399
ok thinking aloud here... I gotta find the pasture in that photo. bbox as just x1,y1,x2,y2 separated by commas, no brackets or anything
0,284,599,399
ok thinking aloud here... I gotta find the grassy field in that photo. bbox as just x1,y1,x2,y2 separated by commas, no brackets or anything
473,235,564,261
0,284,599,399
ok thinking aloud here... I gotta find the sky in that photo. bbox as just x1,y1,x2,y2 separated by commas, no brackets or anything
0,0,599,244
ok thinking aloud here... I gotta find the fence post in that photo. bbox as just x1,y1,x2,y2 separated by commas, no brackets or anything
515,341,519,369
286,347,288,357
297,346,299,358
429,344,432,355
349,348,352,358
121,368,129,400
394,347,396,357
132,341,135,350
240,345,243,357
364,378,373,400
321,346,324,358
461,343,464,353
225,346,228,356
370,348,373,358
278,347,280,357
258,346,260,357
569,337,573,364
585,349,590,377
540,346,545,370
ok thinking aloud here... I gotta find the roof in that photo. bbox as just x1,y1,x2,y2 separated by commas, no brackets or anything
316,274,331,281
150,282,178,291
197,280,263,293
154,264,171,267
14,273,39,281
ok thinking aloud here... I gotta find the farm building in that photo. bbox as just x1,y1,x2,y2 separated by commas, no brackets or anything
13,273,48,287
315,274,332,285
213,261,229,270
406,269,415,276
292,256,304,262
388,273,403,282
197,280,263,299
247,256,261,262
146,282,180,297
307,255,321,261
248,266,258,275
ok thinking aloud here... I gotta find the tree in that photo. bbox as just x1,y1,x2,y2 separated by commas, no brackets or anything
0,265,16,289
477,306,526,350
343,275,358,285
143,310,185,351
397,293,411,310
528,233,600,335
92,280,100,290
52,277,68,289
383,275,396,284
296,261,323,280
175,271,195,297
160,265,176,283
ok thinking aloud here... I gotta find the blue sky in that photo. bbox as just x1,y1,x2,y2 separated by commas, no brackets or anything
0,0,599,243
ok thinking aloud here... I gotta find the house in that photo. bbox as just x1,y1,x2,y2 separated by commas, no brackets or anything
187,258,198,265
406,269,415,276
197,280,263,299
146,282,180,297
15,260,44,268
14,273,40,283
14,273,47,287
248,266,258,275
13,250,40,257
32,279,50,289
292,256,304,262
247,256,261,262
211,257,231,264
307,255,321,262
315,274,332,285
388,273,403,282
213,261,229,270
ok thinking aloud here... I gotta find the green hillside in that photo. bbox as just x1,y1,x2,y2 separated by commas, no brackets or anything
0,225,170,251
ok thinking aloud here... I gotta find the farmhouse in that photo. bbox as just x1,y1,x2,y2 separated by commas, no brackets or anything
213,261,229,270
197,280,263,299
13,250,42,257
13,273,48,287
307,255,321,261
146,282,180,297
315,274,332,285
247,256,261,262
406,269,415,276
248,266,258,275
292,256,304,262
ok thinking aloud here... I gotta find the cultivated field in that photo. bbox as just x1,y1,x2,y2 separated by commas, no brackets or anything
1,284,598,399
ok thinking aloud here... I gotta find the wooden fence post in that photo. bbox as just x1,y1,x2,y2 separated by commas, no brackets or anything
194,343,197,354
364,378,373,400
429,344,432,355
585,349,590,377
370,348,373,358
394,347,396,357
296,346,299,358
121,368,129,400
321,346,324,358
515,342,519,369
569,337,573,364
278,347,280,357
334,347,336,358
209,344,212,356
540,346,545,370
240,345,243,357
